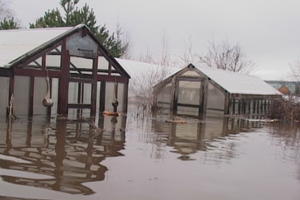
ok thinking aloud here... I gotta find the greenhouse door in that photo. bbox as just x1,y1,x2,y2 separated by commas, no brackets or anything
67,80,93,118
175,78,204,117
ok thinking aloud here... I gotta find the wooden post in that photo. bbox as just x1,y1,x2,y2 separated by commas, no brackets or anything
224,93,230,115
200,79,208,118
99,81,106,113
90,57,98,117
123,81,129,113
28,76,34,117
232,99,235,115
57,40,70,116
169,77,177,116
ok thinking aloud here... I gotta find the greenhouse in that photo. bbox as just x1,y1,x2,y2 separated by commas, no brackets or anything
153,64,282,118
0,24,130,119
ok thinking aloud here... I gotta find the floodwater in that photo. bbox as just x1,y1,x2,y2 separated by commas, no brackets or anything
0,113,300,200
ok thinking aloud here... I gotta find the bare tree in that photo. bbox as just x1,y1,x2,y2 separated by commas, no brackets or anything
290,60,300,82
179,37,198,66
199,40,254,73
0,0,12,20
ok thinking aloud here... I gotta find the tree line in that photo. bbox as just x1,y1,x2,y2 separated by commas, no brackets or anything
0,0,128,58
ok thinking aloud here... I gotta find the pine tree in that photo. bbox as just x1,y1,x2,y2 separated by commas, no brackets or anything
30,0,128,57
0,17,19,30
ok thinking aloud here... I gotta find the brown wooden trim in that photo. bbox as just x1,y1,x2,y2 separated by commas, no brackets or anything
99,81,106,112
123,82,129,113
90,55,98,117
57,40,70,115
177,103,200,108
14,68,61,78
28,76,34,117
68,104,92,109
97,75,128,83
14,41,63,68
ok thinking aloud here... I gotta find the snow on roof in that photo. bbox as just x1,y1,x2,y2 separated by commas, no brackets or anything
196,66,281,95
0,26,75,67
117,59,281,96
116,58,180,82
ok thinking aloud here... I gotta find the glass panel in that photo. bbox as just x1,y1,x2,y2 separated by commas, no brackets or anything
98,56,109,70
177,106,199,116
0,77,9,119
66,32,98,58
156,83,172,112
83,83,91,104
177,81,201,105
68,82,79,104
206,82,225,110
28,57,42,68
181,70,201,77
51,78,59,116
105,82,115,112
118,83,124,112
14,76,30,116
33,77,47,115
70,57,93,75
46,55,61,68
96,82,101,116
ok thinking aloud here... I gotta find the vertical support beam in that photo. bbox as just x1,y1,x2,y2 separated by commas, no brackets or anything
90,56,98,117
123,81,129,113
238,99,241,115
99,81,106,113
200,79,208,118
108,63,112,76
232,99,235,115
28,76,34,117
169,77,177,116
57,40,70,116
253,99,256,114
76,82,82,118
42,53,46,70
224,93,230,115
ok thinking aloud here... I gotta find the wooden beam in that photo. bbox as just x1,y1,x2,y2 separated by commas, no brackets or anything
99,81,106,113
90,55,98,117
28,76,34,117
57,40,70,116
68,104,92,109
123,82,129,113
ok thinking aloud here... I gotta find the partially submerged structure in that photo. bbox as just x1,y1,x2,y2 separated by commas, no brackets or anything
0,25,130,119
153,64,282,118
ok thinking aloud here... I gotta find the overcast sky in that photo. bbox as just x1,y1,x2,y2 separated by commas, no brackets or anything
8,0,300,80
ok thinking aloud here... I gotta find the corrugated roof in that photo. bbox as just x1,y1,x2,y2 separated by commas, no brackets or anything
0,26,75,67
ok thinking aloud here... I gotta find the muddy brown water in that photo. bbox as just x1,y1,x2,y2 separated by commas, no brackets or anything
0,113,299,200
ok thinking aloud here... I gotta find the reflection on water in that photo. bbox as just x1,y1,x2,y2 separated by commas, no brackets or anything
0,115,126,195
149,116,263,161
0,113,300,200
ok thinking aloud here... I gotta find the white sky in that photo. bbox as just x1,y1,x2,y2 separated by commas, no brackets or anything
8,0,300,80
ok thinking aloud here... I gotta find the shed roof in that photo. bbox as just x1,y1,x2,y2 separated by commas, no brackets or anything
0,26,73,67
196,65,281,95
0,25,130,78
117,59,281,96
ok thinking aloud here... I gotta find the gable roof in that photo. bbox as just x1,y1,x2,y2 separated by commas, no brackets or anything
0,24,130,78
196,65,281,95
117,59,280,96
0,26,70,67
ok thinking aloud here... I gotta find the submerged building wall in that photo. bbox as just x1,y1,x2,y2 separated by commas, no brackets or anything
0,26,130,119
